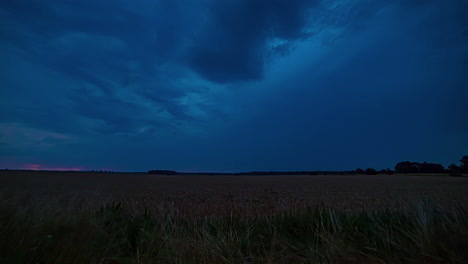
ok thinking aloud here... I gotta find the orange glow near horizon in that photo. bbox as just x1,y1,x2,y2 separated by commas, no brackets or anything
22,164,84,171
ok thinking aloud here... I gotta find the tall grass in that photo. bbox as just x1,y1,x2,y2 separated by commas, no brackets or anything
1,198,467,264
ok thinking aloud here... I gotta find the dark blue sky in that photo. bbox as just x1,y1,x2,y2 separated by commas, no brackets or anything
1,0,467,172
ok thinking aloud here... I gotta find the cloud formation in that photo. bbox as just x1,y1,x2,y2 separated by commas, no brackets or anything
187,0,321,83
0,0,467,171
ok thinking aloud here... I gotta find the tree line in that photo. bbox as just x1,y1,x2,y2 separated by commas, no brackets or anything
146,155,467,176
355,155,467,176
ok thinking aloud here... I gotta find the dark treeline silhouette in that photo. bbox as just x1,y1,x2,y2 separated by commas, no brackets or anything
342,155,465,176
364,168,377,175
4,155,466,176
148,170,177,175
239,171,355,176
463,155,468,172
88,170,115,173
391,155,467,176
448,155,468,176
145,170,357,176
354,168,393,175
448,164,462,176
394,161,446,173
144,155,467,176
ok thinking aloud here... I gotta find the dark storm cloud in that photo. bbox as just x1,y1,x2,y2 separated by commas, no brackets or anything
187,0,321,83
0,0,207,135
216,0,468,171
0,0,467,171
0,0,189,78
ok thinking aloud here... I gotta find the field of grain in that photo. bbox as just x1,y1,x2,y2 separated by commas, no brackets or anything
1,171,467,263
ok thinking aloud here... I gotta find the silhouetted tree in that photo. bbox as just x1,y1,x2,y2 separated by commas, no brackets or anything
460,155,468,173
356,168,364,174
448,164,462,176
379,168,394,175
394,161,445,174
365,168,377,175
394,161,420,173
418,162,446,173
148,170,177,175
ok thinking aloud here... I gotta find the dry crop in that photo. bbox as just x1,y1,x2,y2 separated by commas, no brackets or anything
0,171,467,263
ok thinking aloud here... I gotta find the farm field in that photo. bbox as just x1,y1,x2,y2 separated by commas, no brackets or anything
1,171,467,263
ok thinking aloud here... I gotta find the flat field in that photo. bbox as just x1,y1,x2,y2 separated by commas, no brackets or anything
0,171,467,263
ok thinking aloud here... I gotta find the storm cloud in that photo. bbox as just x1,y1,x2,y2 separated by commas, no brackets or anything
0,0,467,171
187,0,320,83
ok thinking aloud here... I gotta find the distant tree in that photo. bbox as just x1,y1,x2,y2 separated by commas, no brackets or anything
365,168,377,175
448,164,462,176
379,168,394,175
460,155,468,173
148,170,177,175
394,161,420,173
418,162,446,173
395,161,446,174
356,168,364,174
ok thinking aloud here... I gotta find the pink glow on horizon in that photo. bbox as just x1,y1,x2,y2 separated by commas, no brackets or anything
22,164,84,171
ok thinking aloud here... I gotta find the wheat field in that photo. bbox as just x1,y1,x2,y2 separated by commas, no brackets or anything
1,171,467,263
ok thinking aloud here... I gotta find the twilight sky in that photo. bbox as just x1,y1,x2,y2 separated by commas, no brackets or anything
0,0,467,172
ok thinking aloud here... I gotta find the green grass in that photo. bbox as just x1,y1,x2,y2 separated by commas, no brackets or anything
1,200,467,264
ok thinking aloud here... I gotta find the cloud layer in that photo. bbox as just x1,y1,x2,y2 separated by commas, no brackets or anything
0,0,467,171
187,0,320,83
